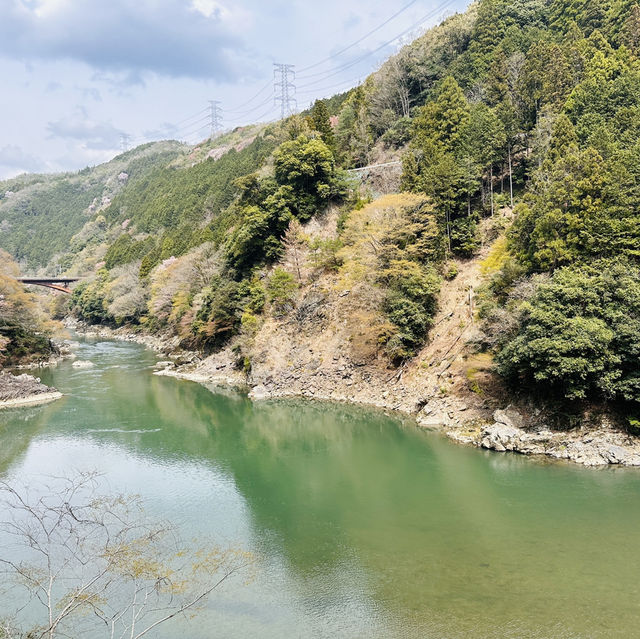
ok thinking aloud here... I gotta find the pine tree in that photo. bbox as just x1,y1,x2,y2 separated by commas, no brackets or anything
412,76,470,152
547,114,579,162
311,99,336,153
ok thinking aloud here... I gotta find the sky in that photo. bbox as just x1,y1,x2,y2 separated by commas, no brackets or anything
0,0,469,179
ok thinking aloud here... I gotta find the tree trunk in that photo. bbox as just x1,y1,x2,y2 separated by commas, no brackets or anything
446,210,451,255
490,164,494,216
508,144,514,208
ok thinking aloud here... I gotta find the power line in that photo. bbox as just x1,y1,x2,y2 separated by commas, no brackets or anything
120,133,130,153
226,102,279,127
274,63,297,119
223,92,274,119
297,0,458,85
296,75,363,97
225,79,274,113
173,107,209,127
297,0,421,74
120,2,458,148
180,122,210,140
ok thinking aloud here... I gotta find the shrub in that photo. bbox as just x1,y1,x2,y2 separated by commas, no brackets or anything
444,262,459,280
267,268,298,317
496,261,640,403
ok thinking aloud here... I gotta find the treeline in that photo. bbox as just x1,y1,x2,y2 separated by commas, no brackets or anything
23,0,640,409
71,123,350,350
0,250,54,364
0,143,184,268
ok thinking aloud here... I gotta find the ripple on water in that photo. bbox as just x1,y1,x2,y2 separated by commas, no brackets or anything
1,335,640,638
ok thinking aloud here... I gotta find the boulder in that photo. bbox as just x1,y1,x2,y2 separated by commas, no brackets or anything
480,422,523,452
249,385,269,400
493,405,525,430
417,410,450,428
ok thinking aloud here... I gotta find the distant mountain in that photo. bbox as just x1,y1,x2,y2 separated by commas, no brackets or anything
0,141,185,270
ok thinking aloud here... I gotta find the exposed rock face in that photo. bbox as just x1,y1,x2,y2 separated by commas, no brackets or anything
472,407,640,466
0,372,62,407
493,406,524,430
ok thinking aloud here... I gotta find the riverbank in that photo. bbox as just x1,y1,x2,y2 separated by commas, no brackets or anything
66,318,640,468
0,371,62,408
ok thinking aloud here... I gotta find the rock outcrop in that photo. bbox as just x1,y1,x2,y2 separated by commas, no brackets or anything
473,407,640,466
0,372,62,408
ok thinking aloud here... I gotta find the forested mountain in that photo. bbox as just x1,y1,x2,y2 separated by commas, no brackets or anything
0,141,184,268
5,0,640,411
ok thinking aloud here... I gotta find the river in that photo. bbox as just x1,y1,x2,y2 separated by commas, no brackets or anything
1,336,639,638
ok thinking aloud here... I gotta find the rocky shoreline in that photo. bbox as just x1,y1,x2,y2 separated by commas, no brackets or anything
0,371,62,408
66,320,640,468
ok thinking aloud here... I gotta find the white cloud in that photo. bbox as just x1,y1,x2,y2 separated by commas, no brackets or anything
0,145,46,174
46,109,123,151
1,0,254,80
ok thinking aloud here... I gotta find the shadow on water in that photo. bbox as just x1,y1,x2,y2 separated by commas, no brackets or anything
3,336,640,637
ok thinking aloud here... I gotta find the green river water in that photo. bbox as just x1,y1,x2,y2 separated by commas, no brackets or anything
1,336,640,638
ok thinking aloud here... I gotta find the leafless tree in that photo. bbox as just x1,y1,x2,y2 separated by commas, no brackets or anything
282,219,307,282
0,472,253,639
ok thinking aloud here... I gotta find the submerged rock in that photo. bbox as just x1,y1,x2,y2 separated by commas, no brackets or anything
72,360,94,369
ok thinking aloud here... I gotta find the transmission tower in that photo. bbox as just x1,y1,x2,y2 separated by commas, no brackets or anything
273,63,297,118
208,100,223,137
120,133,130,153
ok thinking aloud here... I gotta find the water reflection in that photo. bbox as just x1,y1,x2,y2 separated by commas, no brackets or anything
1,337,640,637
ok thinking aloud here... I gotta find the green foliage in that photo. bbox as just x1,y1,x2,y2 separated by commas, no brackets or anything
308,237,343,271
0,143,182,268
267,268,298,317
339,194,444,362
71,271,111,324
444,262,459,280
310,100,336,152
105,135,276,234
402,76,507,257
192,276,266,349
193,277,242,348
226,135,345,272
450,215,480,257
412,76,470,151
381,260,440,361
273,135,345,220
104,234,156,269
497,261,640,403
510,145,640,270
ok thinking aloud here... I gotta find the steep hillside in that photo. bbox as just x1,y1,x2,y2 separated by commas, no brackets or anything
8,0,640,453
0,141,185,270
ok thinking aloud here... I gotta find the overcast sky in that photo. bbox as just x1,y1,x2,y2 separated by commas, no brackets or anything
0,0,469,179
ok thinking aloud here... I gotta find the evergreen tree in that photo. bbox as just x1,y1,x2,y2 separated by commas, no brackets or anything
311,99,336,152
412,76,470,152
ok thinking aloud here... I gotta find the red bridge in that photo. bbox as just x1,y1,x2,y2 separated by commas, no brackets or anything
18,277,80,294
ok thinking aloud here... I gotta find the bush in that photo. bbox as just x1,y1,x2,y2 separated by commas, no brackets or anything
444,262,459,280
267,268,298,317
380,260,440,360
496,261,640,403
